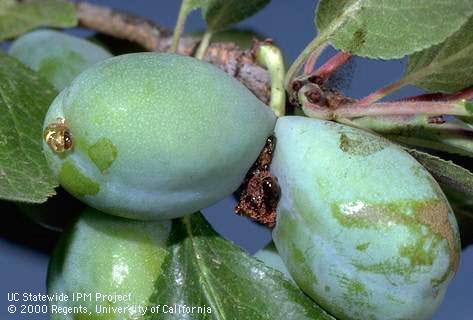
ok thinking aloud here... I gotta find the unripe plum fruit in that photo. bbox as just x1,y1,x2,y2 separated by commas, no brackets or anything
42,53,276,220
9,29,112,90
271,116,461,320
47,207,171,320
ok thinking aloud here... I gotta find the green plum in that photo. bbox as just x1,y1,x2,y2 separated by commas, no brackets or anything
9,29,112,90
43,53,276,220
271,116,461,320
47,207,171,320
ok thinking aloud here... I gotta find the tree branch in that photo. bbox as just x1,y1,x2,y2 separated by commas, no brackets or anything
75,1,271,104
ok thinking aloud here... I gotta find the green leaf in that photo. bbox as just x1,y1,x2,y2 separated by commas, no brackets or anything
201,0,271,32
0,52,58,203
315,0,473,59
406,149,473,198
0,0,16,10
147,213,335,320
405,16,473,93
0,0,77,41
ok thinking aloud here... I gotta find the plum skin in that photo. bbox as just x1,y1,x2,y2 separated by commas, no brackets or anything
8,29,112,90
271,116,461,320
47,207,171,320
43,53,276,220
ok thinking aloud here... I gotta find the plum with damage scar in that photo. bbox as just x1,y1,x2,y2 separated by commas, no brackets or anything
42,52,276,220
270,116,461,320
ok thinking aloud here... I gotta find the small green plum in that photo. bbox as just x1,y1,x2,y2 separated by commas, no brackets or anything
47,207,171,320
271,116,461,320
42,53,276,220
9,29,112,90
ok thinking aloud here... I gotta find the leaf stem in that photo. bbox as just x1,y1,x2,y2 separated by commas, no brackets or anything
255,43,286,116
356,77,412,106
446,86,473,101
303,43,328,75
400,86,473,102
335,100,472,119
170,0,192,53
285,35,328,91
388,135,473,158
195,30,213,59
352,116,473,157
355,60,464,106
398,92,449,102
314,52,352,81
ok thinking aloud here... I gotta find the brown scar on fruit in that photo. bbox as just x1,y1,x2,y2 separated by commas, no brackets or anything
235,136,280,228
416,201,459,272
44,118,73,153
335,199,459,272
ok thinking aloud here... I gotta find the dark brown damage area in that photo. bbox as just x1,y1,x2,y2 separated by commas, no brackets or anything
235,136,280,228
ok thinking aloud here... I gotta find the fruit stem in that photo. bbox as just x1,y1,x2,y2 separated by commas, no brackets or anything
284,35,328,92
195,30,213,60
170,0,192,53
255,42,286,116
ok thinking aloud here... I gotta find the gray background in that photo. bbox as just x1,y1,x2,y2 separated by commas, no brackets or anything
1,1,472,319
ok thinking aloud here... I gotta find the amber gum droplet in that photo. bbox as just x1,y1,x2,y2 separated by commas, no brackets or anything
44,118,73,153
